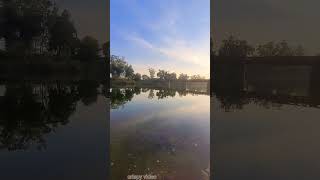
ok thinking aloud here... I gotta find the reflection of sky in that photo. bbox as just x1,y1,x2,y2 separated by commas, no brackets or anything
213,95,320,179
111,90,210,178
111,90,210,126
0,96,108,180
212,0,320,55
111,0,210,78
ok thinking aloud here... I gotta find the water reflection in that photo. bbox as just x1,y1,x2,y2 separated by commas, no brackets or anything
111,87,210,180
0,81,108,151
212,59,320,179
111,87,210,109
212,58,320,110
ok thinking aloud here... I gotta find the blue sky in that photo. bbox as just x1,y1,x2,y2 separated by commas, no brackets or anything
111,0,210,78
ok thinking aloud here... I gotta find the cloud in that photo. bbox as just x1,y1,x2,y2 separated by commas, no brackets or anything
112,0,210,77
126,34,209,69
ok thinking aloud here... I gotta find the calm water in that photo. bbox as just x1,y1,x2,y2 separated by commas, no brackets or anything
110,88,210,180
213,63,320,180
0,81,108,180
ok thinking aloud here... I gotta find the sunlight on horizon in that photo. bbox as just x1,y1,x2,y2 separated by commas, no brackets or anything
111,0,210,78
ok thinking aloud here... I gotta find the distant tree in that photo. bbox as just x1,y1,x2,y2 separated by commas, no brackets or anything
218,35,254,57
157,69,168,80
77,36,99,61
276,40,294,56
178,73,189,80
133,73,141,81
190,74,206,80
256,41,305,57
166,72,177,80
256,41,279,56
142,74,150,80
148,68,155,79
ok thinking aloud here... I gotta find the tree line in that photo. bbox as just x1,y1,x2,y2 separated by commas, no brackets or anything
0,0,109,60
211,35,305,57
110,55,206,81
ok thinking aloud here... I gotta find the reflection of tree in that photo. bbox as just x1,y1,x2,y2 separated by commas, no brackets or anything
77,80,99,105
148,89,155,99
110,89,135,109
0,84,48,150
0,81,101,151
156,89,176,99
47,83,79,124
111,88,210,109
177,90,187,97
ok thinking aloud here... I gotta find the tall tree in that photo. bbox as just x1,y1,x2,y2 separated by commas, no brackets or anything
148,68,155,79
157,69,168,80
49,9,78,56
178,73,189,80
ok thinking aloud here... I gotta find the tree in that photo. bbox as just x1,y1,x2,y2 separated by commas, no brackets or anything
277,40,293,56
256,41,279,56
77,36,99,61
49,9,78,56
178,73,189,80
110,55,135,78
166,72,176,80
218,35,254,57
1,0,55,55
157,69,168,80
110,55,127,77
125,65,134,79
256,41,304,57
133,73,141,81
142,75,150,80
148,68,155,79
190,74,205,80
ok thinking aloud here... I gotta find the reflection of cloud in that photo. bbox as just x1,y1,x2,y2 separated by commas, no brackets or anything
112,93,210,129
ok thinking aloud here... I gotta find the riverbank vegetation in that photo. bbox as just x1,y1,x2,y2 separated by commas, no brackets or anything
211,35,306,58
0,0,109,61
110,55,207,84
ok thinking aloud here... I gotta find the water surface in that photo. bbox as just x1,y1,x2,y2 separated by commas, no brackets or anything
0,81,108,180
213,62,320,180
111,87,210,180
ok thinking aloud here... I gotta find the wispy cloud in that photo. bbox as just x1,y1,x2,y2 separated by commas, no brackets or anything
126,34,209,70
111,0,210,78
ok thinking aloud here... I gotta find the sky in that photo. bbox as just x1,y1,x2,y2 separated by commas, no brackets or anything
111,0,210,78
56,0,109,44
212,0,320,55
